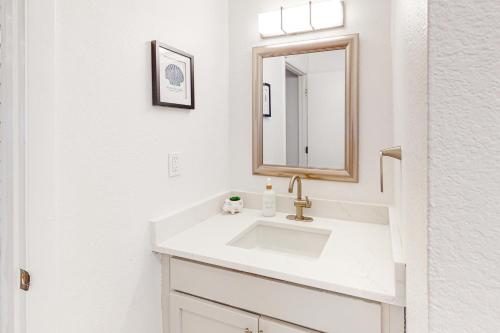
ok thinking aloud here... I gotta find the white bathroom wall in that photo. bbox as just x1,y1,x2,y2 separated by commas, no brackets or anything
391,0,428,331
285,54,308,73
307,70,345,169
25,0,230,332
305,51,345,169
228,0,394,203
428,0,500,332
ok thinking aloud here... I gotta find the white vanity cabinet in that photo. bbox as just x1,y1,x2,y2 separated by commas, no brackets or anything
170,293,259,333
163,256,404,333
259,317,319,333
170,293,316,333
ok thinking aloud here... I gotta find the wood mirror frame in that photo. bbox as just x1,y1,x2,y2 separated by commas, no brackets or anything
252,34,359,182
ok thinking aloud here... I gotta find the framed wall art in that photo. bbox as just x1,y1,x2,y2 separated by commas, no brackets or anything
151,41,195,109
263,83,271,117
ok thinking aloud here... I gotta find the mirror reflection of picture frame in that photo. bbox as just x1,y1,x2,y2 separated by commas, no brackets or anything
151,40,195,109
263,83,271,117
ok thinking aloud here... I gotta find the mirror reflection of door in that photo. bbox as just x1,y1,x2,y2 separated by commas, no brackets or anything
285,63,307,168
263,49,346,170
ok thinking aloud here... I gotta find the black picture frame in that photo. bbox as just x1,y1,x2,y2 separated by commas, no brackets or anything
151,40,195,109
263,83,271,117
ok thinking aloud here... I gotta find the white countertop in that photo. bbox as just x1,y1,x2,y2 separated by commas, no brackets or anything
154,208,400,305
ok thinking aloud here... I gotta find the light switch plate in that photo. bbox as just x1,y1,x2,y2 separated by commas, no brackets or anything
168,152,180,177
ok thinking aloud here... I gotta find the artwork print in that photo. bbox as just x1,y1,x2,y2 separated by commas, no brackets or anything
152,41,195,109
165,62,186,94
263,83,271,117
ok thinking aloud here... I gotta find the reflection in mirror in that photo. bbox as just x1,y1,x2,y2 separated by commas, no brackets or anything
253,35,358,182
262,50,346,170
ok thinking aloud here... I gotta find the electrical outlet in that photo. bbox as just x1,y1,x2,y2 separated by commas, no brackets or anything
168,152,180,177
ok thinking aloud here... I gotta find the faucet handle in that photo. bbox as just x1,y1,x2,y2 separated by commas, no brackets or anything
305,196,312,208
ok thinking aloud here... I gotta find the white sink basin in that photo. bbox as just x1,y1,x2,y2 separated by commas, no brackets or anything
227,221,331,259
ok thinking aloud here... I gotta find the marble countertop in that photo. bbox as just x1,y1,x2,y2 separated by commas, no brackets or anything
154,208,401,305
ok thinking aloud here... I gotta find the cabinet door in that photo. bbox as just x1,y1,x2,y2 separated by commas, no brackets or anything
170,292,260,333
259,316,320,333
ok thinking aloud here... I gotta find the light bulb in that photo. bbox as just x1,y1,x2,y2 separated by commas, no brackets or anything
311,0,344,30
282,4,312,34
258,10,284,37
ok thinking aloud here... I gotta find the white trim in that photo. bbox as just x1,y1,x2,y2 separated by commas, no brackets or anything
23,0,58,331
284,63,309,167
0,0,27,332
285,62,306,76
298,74,308,167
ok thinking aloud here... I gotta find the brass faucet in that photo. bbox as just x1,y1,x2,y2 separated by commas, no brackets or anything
287,175,313,222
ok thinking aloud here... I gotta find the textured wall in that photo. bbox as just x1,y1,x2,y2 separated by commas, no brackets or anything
428,0,500,332
391,0,428,332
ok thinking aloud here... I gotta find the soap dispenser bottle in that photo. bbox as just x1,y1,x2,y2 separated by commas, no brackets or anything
262,178,276,217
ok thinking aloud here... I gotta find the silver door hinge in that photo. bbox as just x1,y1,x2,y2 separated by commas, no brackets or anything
20,269,30,291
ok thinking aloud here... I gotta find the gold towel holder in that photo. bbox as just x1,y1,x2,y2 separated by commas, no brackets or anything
380,146,402,192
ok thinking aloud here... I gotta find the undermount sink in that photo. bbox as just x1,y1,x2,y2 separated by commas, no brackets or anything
227,221,331,259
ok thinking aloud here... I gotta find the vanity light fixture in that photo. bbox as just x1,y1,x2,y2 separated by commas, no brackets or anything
311,0,344,30
282,3,312,34
258,0,344,38
258,8,285,37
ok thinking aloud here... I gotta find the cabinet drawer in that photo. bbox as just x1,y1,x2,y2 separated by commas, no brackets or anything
170,257,381,333
170,292,259,333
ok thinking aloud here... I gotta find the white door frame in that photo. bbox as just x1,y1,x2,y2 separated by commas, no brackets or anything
297,74,308,168
284,62,308,167
0,0,27,332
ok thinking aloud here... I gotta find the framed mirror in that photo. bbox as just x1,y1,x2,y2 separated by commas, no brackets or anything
252,34,359,182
